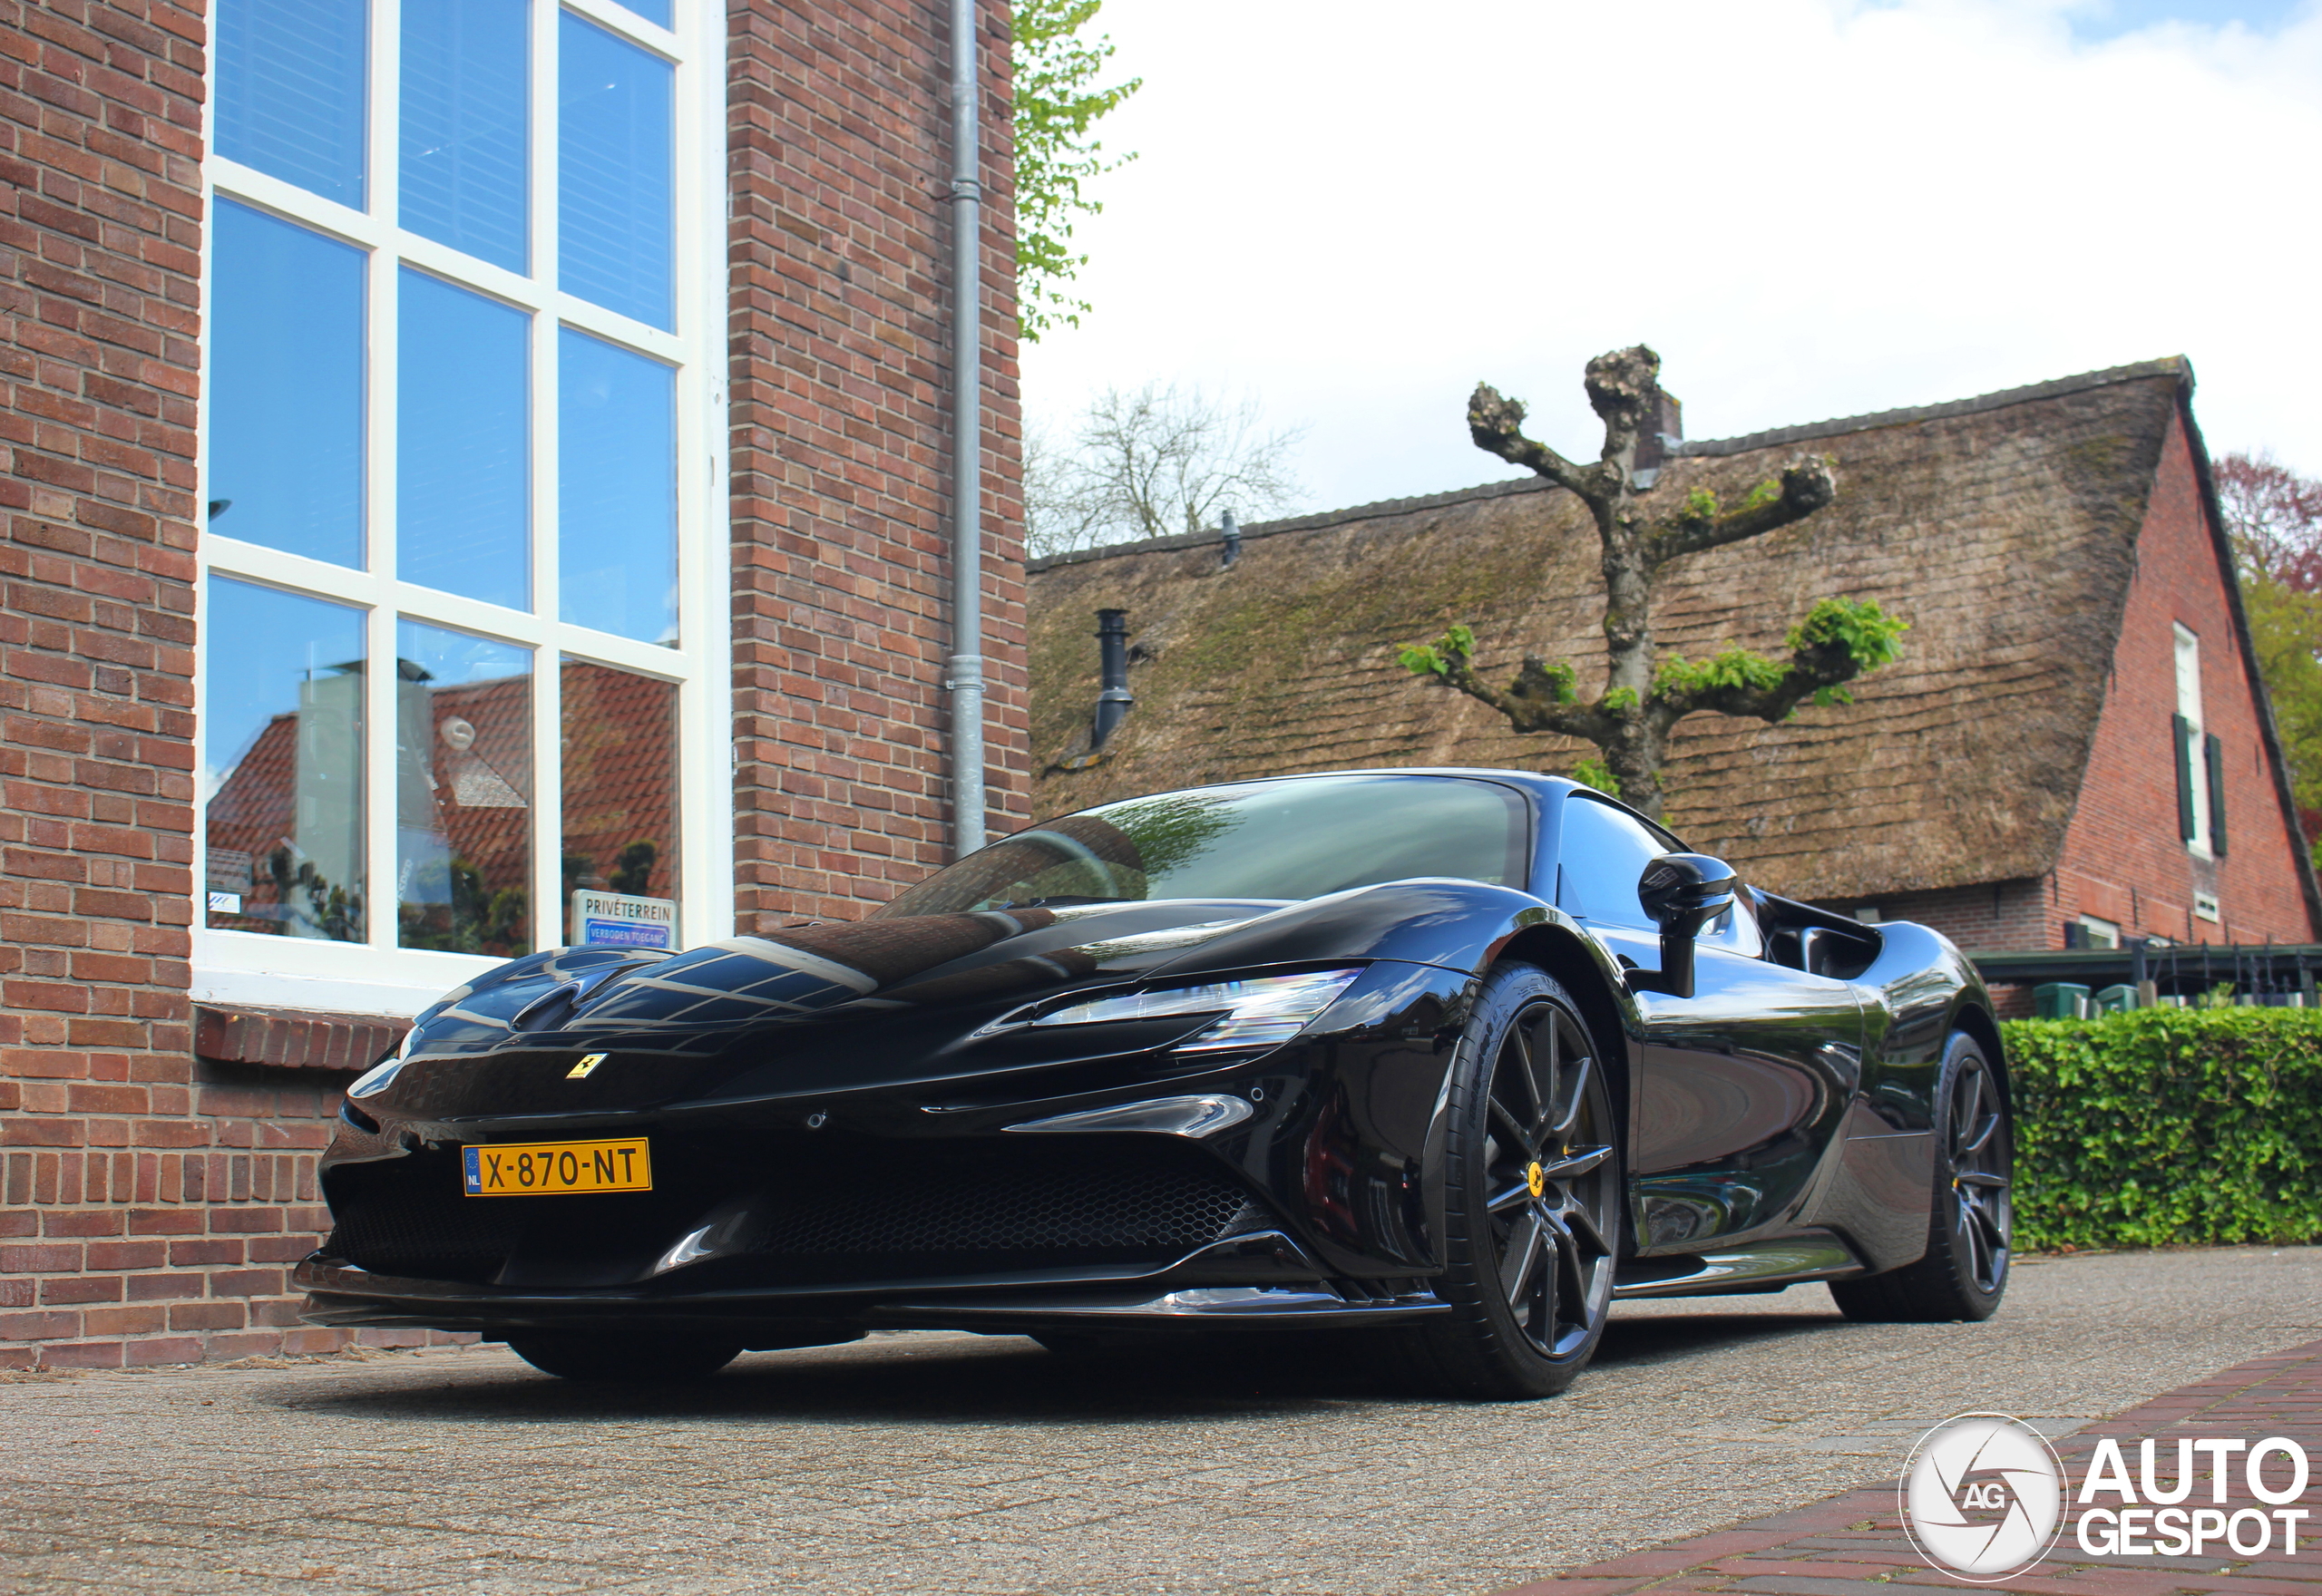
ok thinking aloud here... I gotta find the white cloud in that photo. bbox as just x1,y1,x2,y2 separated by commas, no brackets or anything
1020,0,2322,514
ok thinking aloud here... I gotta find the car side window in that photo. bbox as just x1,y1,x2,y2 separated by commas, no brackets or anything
1555,796,1672,929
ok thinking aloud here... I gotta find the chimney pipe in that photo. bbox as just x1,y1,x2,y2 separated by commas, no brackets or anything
1091,608,1133,750
1219,510,1241,569
1632,389,1683,489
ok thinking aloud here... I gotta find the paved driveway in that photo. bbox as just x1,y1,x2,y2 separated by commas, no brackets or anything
4,1248,2318,1595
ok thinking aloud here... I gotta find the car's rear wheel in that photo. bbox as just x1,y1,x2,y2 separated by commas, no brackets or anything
1829,1030,2012,1323
505,1329,743,1383
1398,964,1621,1400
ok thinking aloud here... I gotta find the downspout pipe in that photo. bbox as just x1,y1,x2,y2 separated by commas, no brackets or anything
945,0,987,856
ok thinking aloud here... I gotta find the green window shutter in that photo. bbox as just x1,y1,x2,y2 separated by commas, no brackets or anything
2206,731,2227,857
2173,714,2197,842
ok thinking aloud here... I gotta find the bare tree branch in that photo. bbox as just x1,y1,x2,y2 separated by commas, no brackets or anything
1645,458,1838,567
1434,651,1614,742
1467,384,1603,501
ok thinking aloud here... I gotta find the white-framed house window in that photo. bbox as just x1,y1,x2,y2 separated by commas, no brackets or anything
2172,623,2225,862
196,0,731,1019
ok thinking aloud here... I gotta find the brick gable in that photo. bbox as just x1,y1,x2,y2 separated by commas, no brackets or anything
2052,408,2319,947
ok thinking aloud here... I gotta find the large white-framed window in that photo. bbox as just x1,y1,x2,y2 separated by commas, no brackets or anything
195,0,731,1019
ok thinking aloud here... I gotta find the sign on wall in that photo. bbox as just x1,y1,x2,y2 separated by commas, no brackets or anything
571,890,678,951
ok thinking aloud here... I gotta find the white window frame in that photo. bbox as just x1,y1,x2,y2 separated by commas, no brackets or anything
2076,914,2121,950
2175,622,2212,860
193,0,732,1019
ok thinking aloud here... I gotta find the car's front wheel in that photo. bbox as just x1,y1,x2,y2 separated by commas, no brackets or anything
1399,964,1622,1399
505,1329,743,1383
1829,1029,2012,1323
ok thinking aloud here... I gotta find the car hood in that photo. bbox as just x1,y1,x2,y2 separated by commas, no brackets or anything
400,879,1548,1062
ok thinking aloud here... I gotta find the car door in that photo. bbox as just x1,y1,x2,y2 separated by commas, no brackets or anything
1556,794,1864,1252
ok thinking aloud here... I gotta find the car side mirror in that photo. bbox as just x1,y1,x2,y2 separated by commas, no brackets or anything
1626,852,1738,1000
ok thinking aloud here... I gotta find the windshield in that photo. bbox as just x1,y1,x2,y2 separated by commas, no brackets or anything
875,775,1531,917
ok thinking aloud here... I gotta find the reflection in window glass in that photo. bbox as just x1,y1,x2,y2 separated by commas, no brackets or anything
210,201,366,569
558,12,673,328
559,329,676,643
217,0,368,208
401,0,529,271
396,622,532,956
203,578,366,941
617,0,670,27
878,776,1529,918
561,659,678,943
1556,796,1673,929
399,271,530,608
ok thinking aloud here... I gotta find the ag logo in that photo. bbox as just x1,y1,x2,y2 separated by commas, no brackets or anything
1900,1414,2065,1582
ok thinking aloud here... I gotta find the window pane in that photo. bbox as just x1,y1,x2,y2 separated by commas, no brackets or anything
400,0,529,272
561,659,678,945
1556,796,1673,929
559,328,676,643
616,0,669,27
396,621,532,956
216,0,368,208
203,578,366,942
210,200,366,568
399,271,530,608
558,13,673,328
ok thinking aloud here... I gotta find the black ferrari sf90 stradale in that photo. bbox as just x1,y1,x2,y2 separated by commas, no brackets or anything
298,769,2013,1398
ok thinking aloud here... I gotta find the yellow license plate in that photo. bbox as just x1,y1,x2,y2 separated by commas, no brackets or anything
462,1139,651,1196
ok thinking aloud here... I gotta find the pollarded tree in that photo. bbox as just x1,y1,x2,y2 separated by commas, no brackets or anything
1399,345,1905,822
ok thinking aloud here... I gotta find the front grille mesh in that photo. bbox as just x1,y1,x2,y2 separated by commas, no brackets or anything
749,1146,1251,1257
321,1137,1257,1286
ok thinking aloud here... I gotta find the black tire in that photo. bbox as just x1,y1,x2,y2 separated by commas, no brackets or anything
1829,1029,2012,1324
1397,964,1622,1400
505,1329,743,1383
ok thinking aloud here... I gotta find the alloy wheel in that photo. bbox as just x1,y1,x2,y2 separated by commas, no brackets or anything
1946,1056,2012,1295
1480,999,1618,1359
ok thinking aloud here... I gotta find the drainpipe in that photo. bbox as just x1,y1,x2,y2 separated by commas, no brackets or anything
1091,609,1133,750
944,0,986,856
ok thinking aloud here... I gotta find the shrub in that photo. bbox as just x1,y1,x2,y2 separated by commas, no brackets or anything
2001,1007,2322,1251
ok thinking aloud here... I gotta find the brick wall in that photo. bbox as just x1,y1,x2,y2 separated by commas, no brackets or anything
0,0,446,1369
727,0,1029,926
5,0,1029,1369
2052,409,2317,948
1820,879,2053,954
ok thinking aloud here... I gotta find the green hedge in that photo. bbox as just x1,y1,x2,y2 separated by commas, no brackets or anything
2003,1007,2322,1251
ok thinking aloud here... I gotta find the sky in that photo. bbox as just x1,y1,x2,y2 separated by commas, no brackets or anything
1018,0,2322,520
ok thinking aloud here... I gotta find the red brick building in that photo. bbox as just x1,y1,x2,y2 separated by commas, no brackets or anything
1024,360,2320,1000
3,0,1028,1368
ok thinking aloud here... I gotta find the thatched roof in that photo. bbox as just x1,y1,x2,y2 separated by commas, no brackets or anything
1025,360,2200,903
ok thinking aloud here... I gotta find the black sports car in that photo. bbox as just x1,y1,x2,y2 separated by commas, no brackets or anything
298,769,2014,1397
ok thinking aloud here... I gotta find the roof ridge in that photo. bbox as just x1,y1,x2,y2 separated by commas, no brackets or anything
1673,355,2190,458
1023,355,2190,572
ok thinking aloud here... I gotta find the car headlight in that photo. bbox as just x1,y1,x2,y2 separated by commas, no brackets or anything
346,1026,417,1099
1027,968,1364,1055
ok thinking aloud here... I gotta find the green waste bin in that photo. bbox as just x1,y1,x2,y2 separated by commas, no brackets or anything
2093,984,2137,1014
2034,982,2092,1019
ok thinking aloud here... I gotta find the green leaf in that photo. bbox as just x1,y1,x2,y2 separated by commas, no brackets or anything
1013,0,1142,341
1654,647,1785,696
1786,595,1908,670
1569,757,1615,794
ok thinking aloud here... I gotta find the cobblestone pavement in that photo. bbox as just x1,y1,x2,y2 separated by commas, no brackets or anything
1509,1334,2322,1594
1,1248,2318,1596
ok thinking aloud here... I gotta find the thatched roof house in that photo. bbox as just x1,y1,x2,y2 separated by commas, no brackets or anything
1026,358,2320,957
